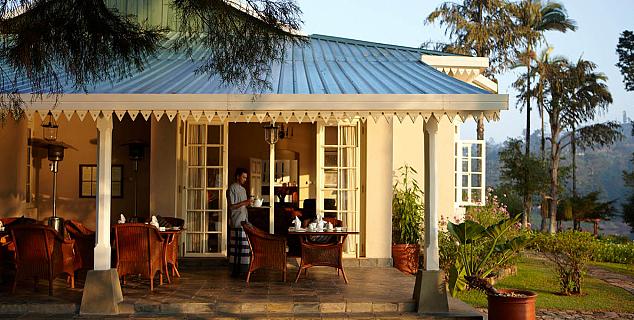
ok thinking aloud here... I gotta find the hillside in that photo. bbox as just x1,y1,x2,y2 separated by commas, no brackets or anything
486,123,634,237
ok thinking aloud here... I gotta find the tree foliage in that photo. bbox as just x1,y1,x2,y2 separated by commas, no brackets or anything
426,0,519,76
0,0,304,121
616,30,634,91
622,122,634,233
498,138,549,227
528,55,614,233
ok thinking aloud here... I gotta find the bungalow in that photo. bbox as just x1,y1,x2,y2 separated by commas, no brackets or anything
0,0,507,315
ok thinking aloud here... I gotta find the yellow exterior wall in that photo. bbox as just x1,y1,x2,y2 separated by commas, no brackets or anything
392,117,458,224
0,118,29,217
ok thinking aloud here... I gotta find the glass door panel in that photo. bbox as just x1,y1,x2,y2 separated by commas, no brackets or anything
184,123,227,256
318,122,360,255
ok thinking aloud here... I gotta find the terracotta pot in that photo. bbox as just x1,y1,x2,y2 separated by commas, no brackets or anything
487,289,537,320
391,243,419,275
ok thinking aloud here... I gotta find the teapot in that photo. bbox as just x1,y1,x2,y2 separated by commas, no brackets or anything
253,198,263,207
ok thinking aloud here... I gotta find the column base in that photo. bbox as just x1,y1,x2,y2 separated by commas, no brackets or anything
414,270,449,313
80,269,123,315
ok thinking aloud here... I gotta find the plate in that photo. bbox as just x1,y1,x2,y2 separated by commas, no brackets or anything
289,227,306,232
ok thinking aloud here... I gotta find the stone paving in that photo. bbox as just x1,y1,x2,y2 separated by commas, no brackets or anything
587,265,634,295
0,262,482,319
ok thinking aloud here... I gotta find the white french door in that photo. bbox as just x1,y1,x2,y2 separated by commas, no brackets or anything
183,122,228,257
317,121,361,255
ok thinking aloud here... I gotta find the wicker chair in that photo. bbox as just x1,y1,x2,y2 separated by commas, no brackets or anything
64,220,95,270
295,218,348,284
241,221,287,283
10,224,78,295
114,223,165,291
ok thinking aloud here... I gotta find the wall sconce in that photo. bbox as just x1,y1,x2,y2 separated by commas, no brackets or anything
41,111,58,141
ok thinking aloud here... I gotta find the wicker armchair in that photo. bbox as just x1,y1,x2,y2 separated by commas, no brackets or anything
64,220,95,270
10,224,78,295
295,219,348,284
114,223,165,291
241,221,287,283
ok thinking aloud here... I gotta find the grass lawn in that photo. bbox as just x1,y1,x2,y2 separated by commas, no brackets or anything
456,256,634,312
590,261,634,278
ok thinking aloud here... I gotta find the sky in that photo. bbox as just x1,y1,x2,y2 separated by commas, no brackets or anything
296,0,634,142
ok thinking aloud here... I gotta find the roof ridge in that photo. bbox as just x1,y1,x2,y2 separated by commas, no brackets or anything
308,34,454,56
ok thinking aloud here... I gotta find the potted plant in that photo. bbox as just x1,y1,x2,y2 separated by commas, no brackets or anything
447,214,535,320
392,165,424,275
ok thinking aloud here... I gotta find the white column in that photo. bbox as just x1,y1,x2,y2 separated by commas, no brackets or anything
94,114,113,270
269,142,275,234
364,119,393,259
423,117,439,271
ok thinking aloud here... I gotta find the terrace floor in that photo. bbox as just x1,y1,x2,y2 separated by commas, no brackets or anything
0,260,483,319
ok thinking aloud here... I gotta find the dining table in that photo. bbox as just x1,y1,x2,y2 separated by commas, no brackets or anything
158,228,183,283
287,228,359,284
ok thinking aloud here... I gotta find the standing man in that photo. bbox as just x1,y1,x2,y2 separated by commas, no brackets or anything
228,167,253,277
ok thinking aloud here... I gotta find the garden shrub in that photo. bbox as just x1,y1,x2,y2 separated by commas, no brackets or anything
592,239,634,264
536,231,596,295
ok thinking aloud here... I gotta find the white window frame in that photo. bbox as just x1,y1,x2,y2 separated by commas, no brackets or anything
455,139,486,206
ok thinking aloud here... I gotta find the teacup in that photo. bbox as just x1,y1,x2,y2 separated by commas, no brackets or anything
159,227,166,232
309,222,317,230
335,227,342,232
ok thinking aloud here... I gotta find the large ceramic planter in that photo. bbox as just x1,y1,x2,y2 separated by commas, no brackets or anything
487,289,537,320
391,243,419,275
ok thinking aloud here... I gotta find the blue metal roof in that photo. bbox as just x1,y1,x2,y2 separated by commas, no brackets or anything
7,33,488,95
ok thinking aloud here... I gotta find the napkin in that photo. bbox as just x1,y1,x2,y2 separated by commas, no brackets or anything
117,214,126,224
0,220,4,231
150,216,160,229
293,216,301,229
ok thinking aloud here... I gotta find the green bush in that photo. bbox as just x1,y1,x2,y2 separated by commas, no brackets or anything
592,240,634,264
536,231,596,295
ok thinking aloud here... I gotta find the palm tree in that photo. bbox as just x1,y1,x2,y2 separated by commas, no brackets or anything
512,0,576,159
427,0,519,140
537,56,614,234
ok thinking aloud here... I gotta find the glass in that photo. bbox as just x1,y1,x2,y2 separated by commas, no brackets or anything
471,189,482,203
188,168,204,188
471,144,483,157
339,169,356,189
339,126,357,146
81,182,92,197
206,190,221,210
341,147,356,166
471,174,482,188
207,211,221,231
207,125,222,144
112,182,121,197
462,174,468,187
207,168,222,188
471,159,481,172
188,147,204,166
324,147,338,167
338,190,355,212
186,211,203,232
188,125,204,144
462,145,469,157
207,147,222,166
324,169,337,188
462,159,469,172
186,233,203,254
82,166,92,180
112,166,122,181
462,189,469,202
207,233,221,253
325,126,337,145
187,191,204,210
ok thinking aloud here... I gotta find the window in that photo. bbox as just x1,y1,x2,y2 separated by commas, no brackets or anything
455,140,486,206
79,165,123,198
